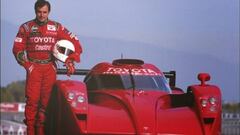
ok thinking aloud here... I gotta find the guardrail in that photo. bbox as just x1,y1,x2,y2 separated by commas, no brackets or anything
222,113,240,135
0,120,26,135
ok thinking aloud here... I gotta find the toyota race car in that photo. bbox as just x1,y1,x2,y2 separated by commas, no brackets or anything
45,59,222,135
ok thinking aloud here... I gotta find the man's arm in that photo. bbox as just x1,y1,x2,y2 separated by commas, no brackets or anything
56,23,83,76
57,23,82,63
12,25,29,68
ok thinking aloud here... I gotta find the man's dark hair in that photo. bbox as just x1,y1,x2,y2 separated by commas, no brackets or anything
34,0,51,12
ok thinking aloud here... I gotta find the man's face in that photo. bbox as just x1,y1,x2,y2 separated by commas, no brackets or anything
36,5,49,22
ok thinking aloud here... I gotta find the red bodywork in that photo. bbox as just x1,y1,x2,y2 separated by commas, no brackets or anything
45,59,221,135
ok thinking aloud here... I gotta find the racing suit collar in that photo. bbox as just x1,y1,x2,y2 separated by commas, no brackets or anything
34,18,49,26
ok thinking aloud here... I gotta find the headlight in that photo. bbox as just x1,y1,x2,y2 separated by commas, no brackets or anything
209,106,217,112
209,97,217,105
201,99,208,107
77,96,85,103
68,92,75,100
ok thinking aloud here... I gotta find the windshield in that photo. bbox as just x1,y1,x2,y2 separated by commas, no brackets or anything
84,74,171,93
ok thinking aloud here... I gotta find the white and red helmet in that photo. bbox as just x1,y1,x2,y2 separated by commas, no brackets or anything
53,40,75,62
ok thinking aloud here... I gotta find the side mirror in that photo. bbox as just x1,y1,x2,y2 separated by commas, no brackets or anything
198,73,210,86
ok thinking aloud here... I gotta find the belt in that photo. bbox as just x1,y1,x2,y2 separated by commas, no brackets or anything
28,57,53,64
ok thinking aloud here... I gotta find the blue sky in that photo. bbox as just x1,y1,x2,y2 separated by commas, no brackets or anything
3,0,238,63
1,0,239,102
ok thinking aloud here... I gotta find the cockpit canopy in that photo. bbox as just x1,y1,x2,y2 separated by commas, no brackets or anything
84,74,171,92
84,59,171,93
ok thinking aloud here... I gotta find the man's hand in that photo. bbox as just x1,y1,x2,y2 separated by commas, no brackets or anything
65,59,75,76
67,53,80,63
23,61,32,69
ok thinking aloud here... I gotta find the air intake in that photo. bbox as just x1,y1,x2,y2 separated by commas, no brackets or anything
112,59,144,65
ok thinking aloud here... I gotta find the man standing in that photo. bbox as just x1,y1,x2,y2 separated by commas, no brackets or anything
12,0,82,135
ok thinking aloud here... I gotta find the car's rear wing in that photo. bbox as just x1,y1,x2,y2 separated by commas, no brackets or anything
57,68,90,75
57,69,176,87
163,71,176,87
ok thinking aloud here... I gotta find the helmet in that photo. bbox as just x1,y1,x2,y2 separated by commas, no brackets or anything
53,40,75,62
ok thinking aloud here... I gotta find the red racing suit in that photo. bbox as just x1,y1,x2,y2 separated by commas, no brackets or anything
12,19,82,135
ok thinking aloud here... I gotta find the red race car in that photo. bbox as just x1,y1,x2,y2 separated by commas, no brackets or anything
45,59,222,135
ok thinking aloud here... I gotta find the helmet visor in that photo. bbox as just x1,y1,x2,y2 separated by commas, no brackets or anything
57,46,66,54
66,49,74,56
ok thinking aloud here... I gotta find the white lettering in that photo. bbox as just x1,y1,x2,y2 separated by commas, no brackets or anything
47,25,56,31
35,45,51,51
15,37,22,43
147,69,158,74
103,67,160,76
30,37,55,43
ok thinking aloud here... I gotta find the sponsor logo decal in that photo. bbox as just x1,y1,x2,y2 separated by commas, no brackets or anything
23,24,30,32
31,25,38,32
69,32,78,40
30,37,55,43
47,25,56,31
15,37,23,43
35,45,51,51
103,67,160,76
62,26,78,40
30,32,41,36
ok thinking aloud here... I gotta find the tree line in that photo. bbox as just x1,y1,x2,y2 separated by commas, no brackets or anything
1,80,26,102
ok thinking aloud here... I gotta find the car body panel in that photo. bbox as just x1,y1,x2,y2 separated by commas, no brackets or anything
45,59,221,135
